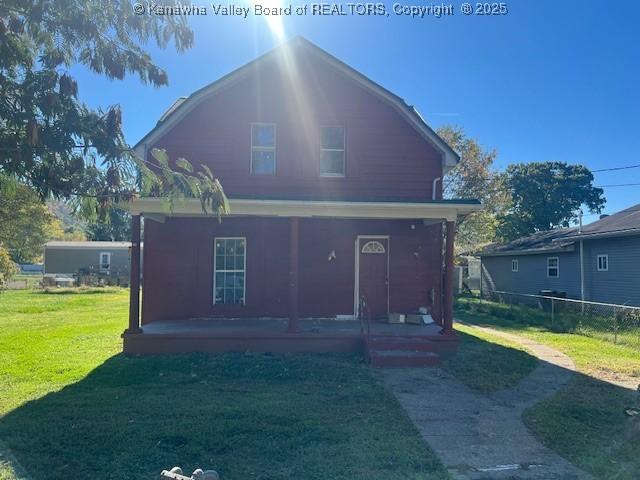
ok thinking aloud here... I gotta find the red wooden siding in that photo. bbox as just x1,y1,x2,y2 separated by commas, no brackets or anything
141,217,443,324
150,50,443,202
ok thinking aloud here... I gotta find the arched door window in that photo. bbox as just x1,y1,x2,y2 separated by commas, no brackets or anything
361,240,386,254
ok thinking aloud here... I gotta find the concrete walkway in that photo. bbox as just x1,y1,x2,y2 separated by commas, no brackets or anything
380,323,592,479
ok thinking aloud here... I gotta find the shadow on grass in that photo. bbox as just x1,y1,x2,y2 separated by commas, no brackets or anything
451,305,640,479
523,370,640,480
0,353,448,480
442,330,538,393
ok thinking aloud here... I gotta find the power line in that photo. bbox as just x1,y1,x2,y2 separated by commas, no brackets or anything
592,164,640,173
596,183,640,188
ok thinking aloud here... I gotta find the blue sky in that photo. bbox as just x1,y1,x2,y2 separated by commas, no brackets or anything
72,0,640,222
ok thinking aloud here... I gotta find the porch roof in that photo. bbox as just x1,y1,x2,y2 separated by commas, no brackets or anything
122,197,481,222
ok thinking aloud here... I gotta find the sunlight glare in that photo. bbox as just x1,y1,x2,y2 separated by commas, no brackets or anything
250,0,286,40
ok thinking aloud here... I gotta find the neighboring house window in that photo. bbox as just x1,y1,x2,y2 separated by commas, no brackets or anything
214,238,246,305
597,254,608,271
99,252,111,273
320,126,345,177
511,259,519,272
547,257,559,278
251,123,276,174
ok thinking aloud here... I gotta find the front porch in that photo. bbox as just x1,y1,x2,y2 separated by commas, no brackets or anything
121,197,481,365
123,317,458,365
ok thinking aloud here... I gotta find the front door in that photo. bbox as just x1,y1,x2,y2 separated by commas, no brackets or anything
358,237,389,319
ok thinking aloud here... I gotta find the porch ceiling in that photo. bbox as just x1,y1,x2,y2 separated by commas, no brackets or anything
121,197,481,222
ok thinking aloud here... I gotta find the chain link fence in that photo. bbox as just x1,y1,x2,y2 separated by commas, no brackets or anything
455,289,640,349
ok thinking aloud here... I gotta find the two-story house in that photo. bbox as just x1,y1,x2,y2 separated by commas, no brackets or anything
121,37,480,363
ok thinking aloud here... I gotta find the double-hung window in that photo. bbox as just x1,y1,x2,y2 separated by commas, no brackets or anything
99,252,111,273
251,123,276,174
214,238,246,305
320,126,345,176
547,257,559,278
597,254,608,271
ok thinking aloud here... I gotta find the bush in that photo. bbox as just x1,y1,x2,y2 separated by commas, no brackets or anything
0,245,19,289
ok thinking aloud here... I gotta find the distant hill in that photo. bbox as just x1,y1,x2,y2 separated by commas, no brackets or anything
47,201,87,240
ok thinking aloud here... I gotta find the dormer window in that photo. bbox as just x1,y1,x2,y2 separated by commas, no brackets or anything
251,123,276,175
320,126,345,177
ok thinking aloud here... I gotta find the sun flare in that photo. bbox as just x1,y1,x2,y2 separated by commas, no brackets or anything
250,0,286,40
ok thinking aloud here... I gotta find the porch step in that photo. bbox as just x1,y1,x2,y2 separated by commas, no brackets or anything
366,336,455,353
368,350,441,368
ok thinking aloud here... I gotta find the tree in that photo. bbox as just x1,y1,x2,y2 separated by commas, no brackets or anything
438,126,509,253
496,162,605,241
0,175,58,263
0,1,227,215
0,244,18,288
85,207,131,241
47,201,87,240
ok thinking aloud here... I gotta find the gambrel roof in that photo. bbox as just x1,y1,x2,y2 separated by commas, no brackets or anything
134,36,460,172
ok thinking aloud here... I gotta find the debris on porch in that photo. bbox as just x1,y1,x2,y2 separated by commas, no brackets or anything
161,467,219,480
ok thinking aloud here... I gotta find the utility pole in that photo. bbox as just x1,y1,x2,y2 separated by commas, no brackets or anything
579,209,585,314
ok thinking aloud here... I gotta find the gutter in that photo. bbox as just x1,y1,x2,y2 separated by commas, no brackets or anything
479,245,575,257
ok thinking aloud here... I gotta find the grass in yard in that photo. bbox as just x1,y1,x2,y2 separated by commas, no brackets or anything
455,297,640,480
0,290,448,480
441,324,538,393
455,298,640,383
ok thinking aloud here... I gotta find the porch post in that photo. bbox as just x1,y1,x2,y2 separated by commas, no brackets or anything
126,214,142,334
442,220,455,334
288,217,300,333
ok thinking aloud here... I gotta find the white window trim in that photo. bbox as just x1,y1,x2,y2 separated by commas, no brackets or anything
250,123,276,175
547,256,559,278
511,259,519,272
320,125,346,177
597,254,609,271
213,237,247,305
99,252,111,273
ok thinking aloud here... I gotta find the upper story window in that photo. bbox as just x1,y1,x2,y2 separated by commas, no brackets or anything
547,257,559,278
511,259,519,272
597,254,608,271
320,126,345,177
251,123,276,175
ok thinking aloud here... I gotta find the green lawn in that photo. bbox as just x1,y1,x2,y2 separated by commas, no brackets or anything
441,323,538,393
455,297,640,480
0,289,448,480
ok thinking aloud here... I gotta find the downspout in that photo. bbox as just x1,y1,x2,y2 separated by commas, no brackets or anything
432,177,441,200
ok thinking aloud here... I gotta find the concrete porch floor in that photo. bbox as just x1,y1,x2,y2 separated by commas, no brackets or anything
139,317,443,337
